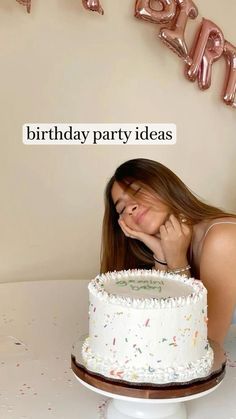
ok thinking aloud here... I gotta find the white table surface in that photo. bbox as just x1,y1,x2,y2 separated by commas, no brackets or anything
0,279,235,419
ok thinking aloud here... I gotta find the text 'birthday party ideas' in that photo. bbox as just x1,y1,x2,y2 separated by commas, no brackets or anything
23,124,176,145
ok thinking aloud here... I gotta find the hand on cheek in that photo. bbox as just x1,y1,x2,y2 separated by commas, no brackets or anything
118,218,165,262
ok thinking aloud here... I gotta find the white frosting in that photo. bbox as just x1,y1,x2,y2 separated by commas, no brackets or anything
82,269,214,384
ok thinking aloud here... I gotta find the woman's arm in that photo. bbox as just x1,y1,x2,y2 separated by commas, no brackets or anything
118,215,192,273
199,224,236,344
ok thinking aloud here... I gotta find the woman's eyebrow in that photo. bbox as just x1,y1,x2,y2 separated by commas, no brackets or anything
114,196,124,208
114,198,120,208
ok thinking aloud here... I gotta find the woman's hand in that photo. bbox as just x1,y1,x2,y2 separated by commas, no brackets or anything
159,214,192,269
118,214,192,269
118,218,166,262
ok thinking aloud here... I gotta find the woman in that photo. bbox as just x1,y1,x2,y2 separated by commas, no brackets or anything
101,158,236,344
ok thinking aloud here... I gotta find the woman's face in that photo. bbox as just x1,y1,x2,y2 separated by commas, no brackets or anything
111,181,170,236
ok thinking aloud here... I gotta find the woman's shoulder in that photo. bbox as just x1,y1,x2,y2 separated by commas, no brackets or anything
203,217,236,241
199,218,236,295
201,217,236,254
191,217,236,276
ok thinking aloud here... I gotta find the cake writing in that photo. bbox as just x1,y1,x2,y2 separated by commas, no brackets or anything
116,279,164,292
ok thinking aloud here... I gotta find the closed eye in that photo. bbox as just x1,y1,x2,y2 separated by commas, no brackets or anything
116,187,141,216
119,207,125,216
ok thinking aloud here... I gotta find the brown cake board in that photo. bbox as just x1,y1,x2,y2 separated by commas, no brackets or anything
71,340,226,400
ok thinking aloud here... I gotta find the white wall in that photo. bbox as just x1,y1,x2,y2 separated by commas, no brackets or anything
1,0,236,282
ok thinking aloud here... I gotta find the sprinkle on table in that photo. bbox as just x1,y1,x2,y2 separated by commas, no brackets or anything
192,330,199,346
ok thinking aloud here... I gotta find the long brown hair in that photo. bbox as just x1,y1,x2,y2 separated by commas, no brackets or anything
100,158,234,273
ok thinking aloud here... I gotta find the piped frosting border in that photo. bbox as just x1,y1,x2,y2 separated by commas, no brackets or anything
89,269,207,309
82,337,214,384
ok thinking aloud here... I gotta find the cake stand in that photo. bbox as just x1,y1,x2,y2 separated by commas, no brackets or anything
71,339,226,419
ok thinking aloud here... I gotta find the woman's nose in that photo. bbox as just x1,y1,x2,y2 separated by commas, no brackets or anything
128,204,138,216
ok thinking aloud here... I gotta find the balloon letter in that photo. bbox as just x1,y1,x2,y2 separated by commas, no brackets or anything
159,0,198,64
186,19,224,90
16,0,31,13
223,41,236,107
82,0,104,15
134,0,176,24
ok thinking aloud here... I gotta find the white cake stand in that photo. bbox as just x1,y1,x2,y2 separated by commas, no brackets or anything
75,372,224,419
71,339,225,419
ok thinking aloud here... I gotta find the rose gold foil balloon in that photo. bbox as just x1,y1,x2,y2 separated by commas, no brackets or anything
159,0,198,64
223,41,236,107
82,0,104,15
135,0,176,24
16,0,31,13
186,18,224,90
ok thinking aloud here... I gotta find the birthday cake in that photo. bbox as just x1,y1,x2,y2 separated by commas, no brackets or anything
82,269,214,384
